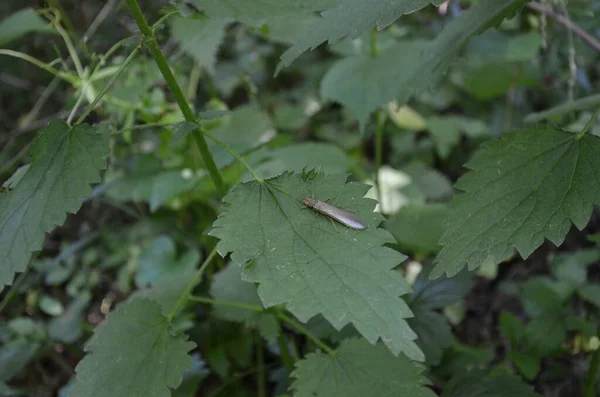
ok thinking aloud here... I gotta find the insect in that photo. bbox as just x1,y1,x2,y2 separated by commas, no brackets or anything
302,197,367,230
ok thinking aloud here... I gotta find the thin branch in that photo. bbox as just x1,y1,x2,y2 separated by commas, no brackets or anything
526,2,600,53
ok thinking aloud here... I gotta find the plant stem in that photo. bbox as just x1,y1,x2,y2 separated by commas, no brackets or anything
585,348,600,397
167,246,218,321
576,107,600,140
110,121,176,136
75,45,140,125
370,27,379,58
277,332,295,373
188,295,264,312
277,312,334,354
124,0,227,197
0,49,77,84
374,111,385,205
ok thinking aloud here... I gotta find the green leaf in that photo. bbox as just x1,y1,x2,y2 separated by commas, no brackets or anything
291,338,436,397
210,172,422,359
578,284,600,308
410,263,473,312
0,340,40,382
499,311,524,348
208,105,276,168
440,370,539,397
320,40,427,129
107,156,198,212
386,204,448,255
317,0,527,126
524,316,566,356
191,0,338,25
507,351,540,380
70,299,195,397
210,263,280,343
0,8,56,46
427,116,488,159
48,291,91,343
171,16,228,73
132,270,197,317
249,143,350,181
135,235,200,287
278,0,442,71
432,126,600,278
521,278,565,318
550,248,600,288
0,121,109,286
172,354,209,397
467,31,541,63
408,310,452,366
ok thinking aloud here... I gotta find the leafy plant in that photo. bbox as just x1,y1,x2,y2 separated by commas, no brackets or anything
1,1,599,396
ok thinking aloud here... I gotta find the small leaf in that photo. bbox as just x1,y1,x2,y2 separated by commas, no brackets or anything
279,0,442,71
0,121,109,286
210,172,422,359
135,236,199,287
507,351,541,380
107,156,197,212
0,8,56,45
410,263,473,312
433,126,600,278
499,311,524,348
70,299,195,397
386,204,448,255
171,17,228,73
408,310,452,366
132,270,197,316
210,263,280,342
291,338,436,397
48,291,91,343
524,316,566,356
440,369,539,397
0,340,40,382
578,284,600,308
172,354,209,397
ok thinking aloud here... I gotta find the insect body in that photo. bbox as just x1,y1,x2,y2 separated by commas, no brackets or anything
302,197,367,230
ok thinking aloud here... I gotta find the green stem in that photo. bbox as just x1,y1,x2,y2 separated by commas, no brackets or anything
277,312,334,354
52,13,84,78
585,348,600,397
75,46,140,125
167,246,218,321
67,84,88,125
576,107,600,140
277,332,295,373
374,111,385,205
524,94,600,123
256,333,266,397
370,27,379,58
110,121,176,136
0,49,77,84
124,0,227,197
188,295,264,312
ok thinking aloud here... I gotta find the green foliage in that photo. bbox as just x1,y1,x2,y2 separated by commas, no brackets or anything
0,121,109,286
0,8,56,45
70,299,195,397
170,16,228,73
210,171,422,359
386,204,448,255
440,370,539,397
433,126,600,278
209,263,280,342
279,0,444,70
291,338,436,397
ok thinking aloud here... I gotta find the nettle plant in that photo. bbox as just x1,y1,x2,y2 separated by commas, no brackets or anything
0,0,599,396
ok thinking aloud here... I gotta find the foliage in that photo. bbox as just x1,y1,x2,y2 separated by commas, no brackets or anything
1,0,600,396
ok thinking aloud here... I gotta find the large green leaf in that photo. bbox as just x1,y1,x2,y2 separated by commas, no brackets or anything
318,0,527,127
0,121,109,286
70,299,195,397
210,171,422,359
291,338,435,397
433,126,600,278
278,0,443,71
190,0,338,25
171,16,228,73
